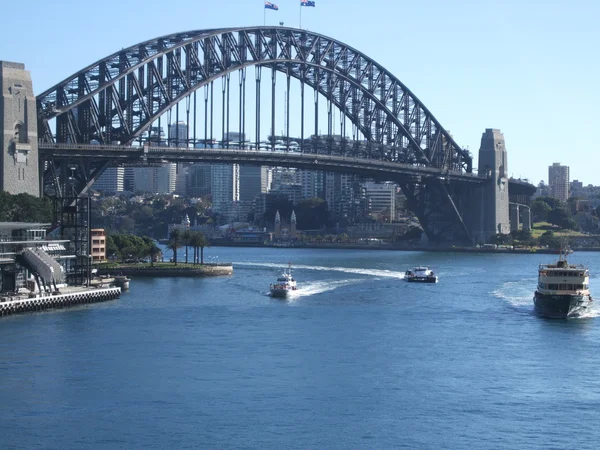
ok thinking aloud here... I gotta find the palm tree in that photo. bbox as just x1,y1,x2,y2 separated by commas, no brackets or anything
182,229,192,264
168,228,182,265
188,231,202,265
189,231,210,265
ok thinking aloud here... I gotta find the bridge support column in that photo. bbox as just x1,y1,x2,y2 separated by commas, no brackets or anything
470,129,510,244
521,205,532,231
509,203,520,232
0,61,39,196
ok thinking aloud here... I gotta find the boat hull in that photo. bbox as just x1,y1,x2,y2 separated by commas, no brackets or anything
406,277,438,283
270,288,290,298
534,292,592,318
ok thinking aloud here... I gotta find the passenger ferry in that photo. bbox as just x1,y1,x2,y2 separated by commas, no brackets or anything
534,251,592,318
404,266,438,283
270,263,298,298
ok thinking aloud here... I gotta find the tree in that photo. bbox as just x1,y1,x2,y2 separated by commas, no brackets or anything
539,231,560,249
182,229,192,264
547,208,570,227
189,231,210,264
490,233,512,245
169,228,183,265
536,196,562,210
531,199,552,223
561,217,578,230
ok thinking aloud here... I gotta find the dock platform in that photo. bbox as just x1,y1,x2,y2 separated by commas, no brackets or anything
0,286,121,317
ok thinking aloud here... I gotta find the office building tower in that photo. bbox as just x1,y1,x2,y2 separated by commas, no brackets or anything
548,163,570,203
211,164,240,212
134,164,177,194
168,121,188,146
363,182,396,222
94,167,124,193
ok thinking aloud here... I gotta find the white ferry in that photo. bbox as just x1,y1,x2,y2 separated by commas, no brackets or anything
404,266,438,283
534,252,592,318
270,263,298,298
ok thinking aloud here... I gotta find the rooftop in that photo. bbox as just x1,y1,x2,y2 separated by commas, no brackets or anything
0,222,50,230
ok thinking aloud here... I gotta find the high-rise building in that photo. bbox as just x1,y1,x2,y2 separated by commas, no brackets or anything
168,121,188,146
211,164,240,212
299,170,324,199
363,182,396,222
94,167,124,193
168,122,188,194
548,163,570,203
239,166,272,202
186,164,212,197
133,164,177,194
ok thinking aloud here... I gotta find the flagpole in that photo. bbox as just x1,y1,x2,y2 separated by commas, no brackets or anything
264,7,266,26
299,4,302,29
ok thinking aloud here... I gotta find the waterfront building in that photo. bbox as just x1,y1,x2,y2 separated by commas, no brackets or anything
0,222,71,294
548,162,570,203
90,229,106,262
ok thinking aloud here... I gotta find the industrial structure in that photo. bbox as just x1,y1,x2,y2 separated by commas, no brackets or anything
0,26,535,245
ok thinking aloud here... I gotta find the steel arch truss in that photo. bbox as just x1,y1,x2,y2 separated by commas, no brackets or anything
37,27,472,173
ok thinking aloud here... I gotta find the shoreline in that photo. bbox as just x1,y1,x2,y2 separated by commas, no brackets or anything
207,241,578,254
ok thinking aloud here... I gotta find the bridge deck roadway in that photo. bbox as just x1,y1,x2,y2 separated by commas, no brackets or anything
39,144,486,184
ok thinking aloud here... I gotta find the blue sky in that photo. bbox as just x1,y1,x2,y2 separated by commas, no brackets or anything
1,0,598,185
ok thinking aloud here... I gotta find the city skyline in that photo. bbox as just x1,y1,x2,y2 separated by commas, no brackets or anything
1,0,598,184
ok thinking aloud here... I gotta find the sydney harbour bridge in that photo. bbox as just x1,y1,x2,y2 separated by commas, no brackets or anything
1,26,535,244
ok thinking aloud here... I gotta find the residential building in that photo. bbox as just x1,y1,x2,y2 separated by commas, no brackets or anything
548,163,570,203
90,228,106,262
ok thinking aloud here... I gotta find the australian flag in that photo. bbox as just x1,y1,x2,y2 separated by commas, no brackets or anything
265,1,279,10
301,0,315,6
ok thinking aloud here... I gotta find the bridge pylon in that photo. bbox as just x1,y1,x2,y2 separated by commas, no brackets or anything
0,61,40,196
470,128,510,244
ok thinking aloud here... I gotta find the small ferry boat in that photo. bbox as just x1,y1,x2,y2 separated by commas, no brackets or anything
270,263,298,298
534,251,592,318
404,266,438,283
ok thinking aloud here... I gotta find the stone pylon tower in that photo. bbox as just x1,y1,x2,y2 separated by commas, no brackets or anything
290,210,297,240
473,128,510,243
0,61,40,196
274,210,281,240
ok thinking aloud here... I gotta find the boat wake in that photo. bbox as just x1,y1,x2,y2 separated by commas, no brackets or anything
267,279,361,300
492,280,535,311
235,262,405,279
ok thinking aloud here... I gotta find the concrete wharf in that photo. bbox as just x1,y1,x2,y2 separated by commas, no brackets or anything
0,287,121,317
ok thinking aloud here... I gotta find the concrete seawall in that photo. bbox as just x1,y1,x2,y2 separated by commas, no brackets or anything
0,287,121,317
97,264,233,278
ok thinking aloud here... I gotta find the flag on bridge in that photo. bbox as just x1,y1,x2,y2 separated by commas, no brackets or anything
265,1,279,10
301,0,316,6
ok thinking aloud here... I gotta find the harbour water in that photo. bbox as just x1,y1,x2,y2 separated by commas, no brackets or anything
2,248,600,449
